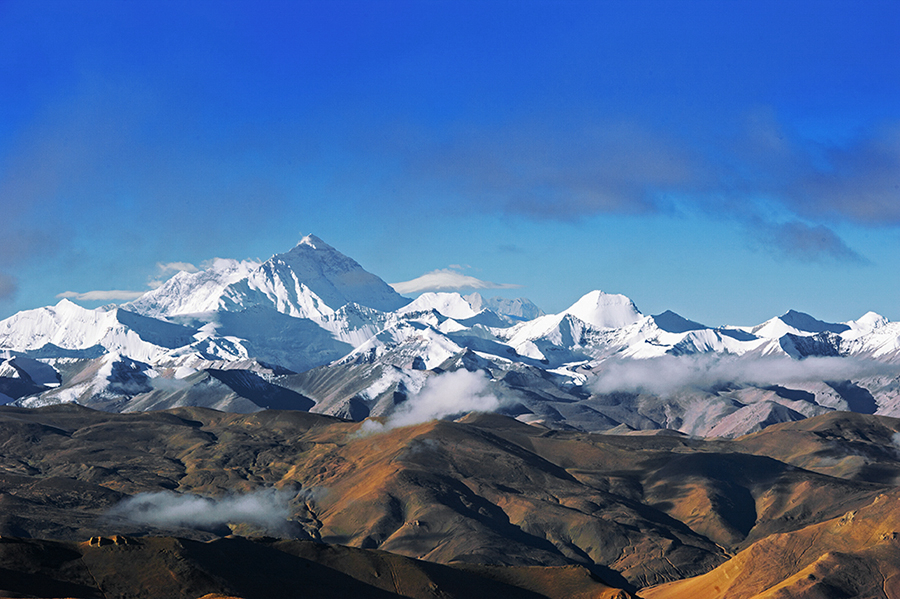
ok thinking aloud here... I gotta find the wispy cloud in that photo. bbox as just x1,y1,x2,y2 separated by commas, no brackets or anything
788,122,900,226
392,268,521,295
106,488,301,536
148,261,200,288
361,369,503,434
395,117,701,220
751,220,868,263
56,260,202,303
385,110,898,263
56,289,147,301
158,261,199,274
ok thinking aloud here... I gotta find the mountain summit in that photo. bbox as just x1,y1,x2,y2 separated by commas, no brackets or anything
563,290,643,329
130,235,410,319
217,235,410,318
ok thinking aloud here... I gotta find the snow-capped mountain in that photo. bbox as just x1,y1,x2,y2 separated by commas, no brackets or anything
562,289,643,329
1,235,898,438
125,258,260,318
127,235,409,319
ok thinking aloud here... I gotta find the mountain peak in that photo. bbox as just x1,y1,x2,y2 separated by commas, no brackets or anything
651,310,706,334
296,234,332,251
778,309,850,334
237,236,410,316
563,290,642,329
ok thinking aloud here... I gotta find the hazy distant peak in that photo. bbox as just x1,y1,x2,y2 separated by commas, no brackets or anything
463,293,545,321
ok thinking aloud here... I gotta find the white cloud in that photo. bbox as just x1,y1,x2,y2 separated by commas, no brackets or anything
57,289,146,301
590,354,897,397
106,488,299,536
157,261,199,274
361,369,503,435
392,268,521,295
57,259,202,302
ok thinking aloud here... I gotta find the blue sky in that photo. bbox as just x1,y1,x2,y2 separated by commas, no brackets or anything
1,0,898,326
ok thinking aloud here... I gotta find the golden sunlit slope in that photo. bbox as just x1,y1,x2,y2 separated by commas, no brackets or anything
641,489,900,599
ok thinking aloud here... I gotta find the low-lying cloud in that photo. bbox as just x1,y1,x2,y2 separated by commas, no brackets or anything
106,488,298,535
590,354,897,397
361,369,502,433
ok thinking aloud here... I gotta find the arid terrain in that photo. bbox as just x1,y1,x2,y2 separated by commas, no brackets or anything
1,404,900,597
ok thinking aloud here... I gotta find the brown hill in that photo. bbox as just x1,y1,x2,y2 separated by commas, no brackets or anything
733,410,900,484
0,405,899,596
641,489,900,599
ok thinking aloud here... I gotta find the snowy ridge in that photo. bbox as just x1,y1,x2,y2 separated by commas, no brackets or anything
126,258,261,317
0,300,174,363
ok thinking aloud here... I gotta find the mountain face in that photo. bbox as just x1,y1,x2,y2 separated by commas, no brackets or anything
0,236,898,438
127,235,409,320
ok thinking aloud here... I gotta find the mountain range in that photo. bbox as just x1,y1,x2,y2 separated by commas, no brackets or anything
3,235,900,598
1,234,899,438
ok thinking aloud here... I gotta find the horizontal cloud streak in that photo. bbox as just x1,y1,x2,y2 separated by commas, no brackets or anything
106,488,298,535
392,269,521,294
590,354,896,398
57,289,146,301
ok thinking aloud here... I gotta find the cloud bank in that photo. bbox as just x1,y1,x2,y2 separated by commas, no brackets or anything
590,354,897,397
392,269,521,295
106,488,297,535
361,369,502,433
